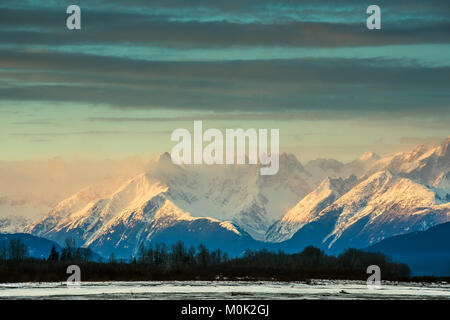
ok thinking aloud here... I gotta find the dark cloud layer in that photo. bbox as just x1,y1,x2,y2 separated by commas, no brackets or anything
1,50,449,112
3,0,449,15
0,7,449,48
0,0,449,118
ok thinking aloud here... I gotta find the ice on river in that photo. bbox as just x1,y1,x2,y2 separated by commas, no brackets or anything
0,280,449,300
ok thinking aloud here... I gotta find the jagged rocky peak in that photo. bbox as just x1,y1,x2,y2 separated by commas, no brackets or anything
153,152,177,169
324,174,358,194
145,152,182,178
158,152,172,163
278,153,305,172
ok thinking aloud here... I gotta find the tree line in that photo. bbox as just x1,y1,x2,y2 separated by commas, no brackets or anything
0,237,413,282
48,238,93,262
0,238,28,261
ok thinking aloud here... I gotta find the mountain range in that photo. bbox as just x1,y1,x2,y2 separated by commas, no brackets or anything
2,137,448,268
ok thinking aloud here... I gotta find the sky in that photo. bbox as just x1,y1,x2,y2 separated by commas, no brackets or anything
0,0,449,164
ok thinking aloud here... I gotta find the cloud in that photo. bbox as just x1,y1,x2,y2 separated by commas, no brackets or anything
1,1,448,116
10,130,157,137
11,119,55,125
0,157,150,217
1,19,449,49
0,196,27,207
1,50,449,114
1,0,449,130
0,3,449,48
4,0,447,21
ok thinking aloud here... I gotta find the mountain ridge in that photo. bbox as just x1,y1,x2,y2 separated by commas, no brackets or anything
22,137,450,260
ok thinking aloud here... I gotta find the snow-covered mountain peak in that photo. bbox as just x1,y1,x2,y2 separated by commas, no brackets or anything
264,174,358,242
24,136,450,258
80,191,245,257
103,174,168,218
319,170,395,222
29,149,315,246
319,170,449,251
359,151,380,162
51,186,102,217
368,137,450,186
344,170,393,195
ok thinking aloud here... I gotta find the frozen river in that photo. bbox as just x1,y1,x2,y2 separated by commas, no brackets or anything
0,280,449,300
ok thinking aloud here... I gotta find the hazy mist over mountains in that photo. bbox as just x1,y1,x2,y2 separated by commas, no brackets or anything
0,136,445,261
